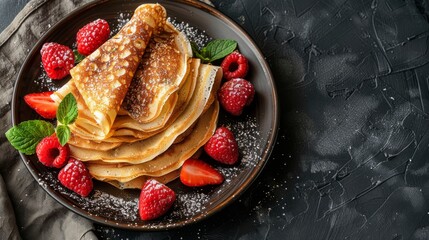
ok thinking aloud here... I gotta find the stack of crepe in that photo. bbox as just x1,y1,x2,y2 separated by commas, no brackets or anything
51,4,222,189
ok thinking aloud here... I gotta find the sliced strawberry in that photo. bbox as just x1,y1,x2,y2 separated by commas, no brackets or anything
24,91,57,119
180,158,224,187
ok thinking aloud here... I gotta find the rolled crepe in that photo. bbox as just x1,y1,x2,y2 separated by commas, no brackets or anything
70,4,167,136
121,22,192,123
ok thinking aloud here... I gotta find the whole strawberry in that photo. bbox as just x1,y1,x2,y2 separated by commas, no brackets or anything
58,158,93,197
77,19,110,55
218,78,255,116
139,179,176,220
221,52,249,80
204,127,239,165
41,42,74,80
36,135,69,168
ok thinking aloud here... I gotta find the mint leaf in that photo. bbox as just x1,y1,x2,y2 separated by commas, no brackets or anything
74,49,85,64
5,120,55,155
191,42,210,62
55,93,77,146
190,42,200,56
56,124,70,146
204,39,237,62
57,93,78,125
200,48,211,60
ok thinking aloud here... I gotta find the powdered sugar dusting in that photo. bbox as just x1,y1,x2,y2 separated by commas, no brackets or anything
39,171,139,221
225,115,262,168
171,191,210,218
168,17,211,48
86,191,139,222
213,115,264,191
33,63,57,90
112,12,132,35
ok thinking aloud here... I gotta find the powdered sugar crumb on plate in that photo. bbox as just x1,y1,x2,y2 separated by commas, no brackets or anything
112,12,132,35
168,17,211,48
171,191,210,218
35,113,263,227
33,63,57,90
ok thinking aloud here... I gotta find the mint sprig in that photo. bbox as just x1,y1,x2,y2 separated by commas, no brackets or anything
5,120,55,155
56,93,78,145
56,125,71,147
73,49,85,65
5,93,78,154
192,39,237,63
191,42,210,62
57,93,78,125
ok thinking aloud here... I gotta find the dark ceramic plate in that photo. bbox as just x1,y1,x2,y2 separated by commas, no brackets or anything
12,0,278,230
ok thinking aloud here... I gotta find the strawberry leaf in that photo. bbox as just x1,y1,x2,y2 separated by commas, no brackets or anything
5,120,55,155
57,93,78,125
56,124,70,146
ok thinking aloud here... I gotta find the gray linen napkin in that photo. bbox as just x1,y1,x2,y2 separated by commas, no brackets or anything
0,0,100,239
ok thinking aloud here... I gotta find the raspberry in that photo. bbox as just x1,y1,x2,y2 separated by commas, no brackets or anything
139,179,176,220
221,52,249,80
40,42,74,80
218,78,255,116
36,136,70,168
77,19,110,55
58,158,93,197
204,127,239,165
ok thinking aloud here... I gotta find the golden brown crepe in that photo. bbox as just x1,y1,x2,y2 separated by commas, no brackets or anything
70,4,167,136
106,169,180,189
113,58,199,134
87,102,219,187
69,64,222,163
121,22,192,123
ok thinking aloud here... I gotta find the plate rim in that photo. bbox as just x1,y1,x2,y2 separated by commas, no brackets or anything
11,0,279,230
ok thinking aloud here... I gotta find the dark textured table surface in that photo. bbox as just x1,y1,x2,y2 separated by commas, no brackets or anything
2,0,429,239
